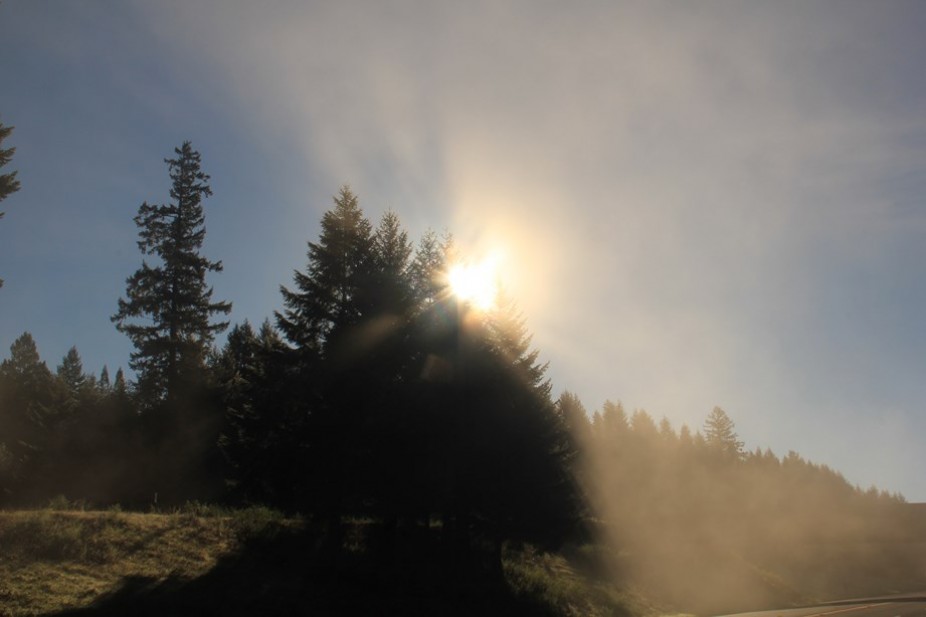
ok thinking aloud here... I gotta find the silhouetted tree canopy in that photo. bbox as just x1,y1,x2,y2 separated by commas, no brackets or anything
0,333,54,501
219,189,583,566
0,118,20,208
112,141,231,409
109,142,231,504
277,185,374,353
57,346,87,394
0,117,21,289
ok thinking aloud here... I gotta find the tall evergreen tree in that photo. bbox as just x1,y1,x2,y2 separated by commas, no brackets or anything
0,333,54,502
55,346,91,423
112,368,128,396
558,390,591,449
703,406,744,461
57,346,87,394
408,229,451,307
473,296,579,548
374,211,412,276
600,399,629,438
98,366,111,392
275,187,379,540
277,185,374,353
371,210,414,316
112,141,231,407
0,119,20,209
0,118,21,289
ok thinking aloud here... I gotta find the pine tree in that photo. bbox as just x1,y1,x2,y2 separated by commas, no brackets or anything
275,187,381,534
600,399,629,438
0,333,48,384
0,333,55,501
0,119,19,208
703,406,744,461
371,210,414,316
374,211,412,281
487,293,550,398
98,366,111,392
436,293,578,558
112,368,128,396
0,118,22,289
57,347,87,394
217,319,301,505
558,390,591,445
277,186,374,353
630,408,658,438
112,142,231,407
408,229,451,307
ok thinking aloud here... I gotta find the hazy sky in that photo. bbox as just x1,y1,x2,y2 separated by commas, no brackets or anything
2,2,926,499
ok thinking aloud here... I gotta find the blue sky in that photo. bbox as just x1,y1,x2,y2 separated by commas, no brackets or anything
2,1,926,499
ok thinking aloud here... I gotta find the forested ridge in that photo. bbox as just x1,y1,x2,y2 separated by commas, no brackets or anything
1,142,922,615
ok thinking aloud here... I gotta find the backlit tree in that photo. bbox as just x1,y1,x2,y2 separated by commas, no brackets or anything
112,142,231,407
0,118,21,289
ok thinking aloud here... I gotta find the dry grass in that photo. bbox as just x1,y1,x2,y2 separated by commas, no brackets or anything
0,507,281,616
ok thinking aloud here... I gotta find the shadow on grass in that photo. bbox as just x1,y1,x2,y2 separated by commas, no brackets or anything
51,522,557,617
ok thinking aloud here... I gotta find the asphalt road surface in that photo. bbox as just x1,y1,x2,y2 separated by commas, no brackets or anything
717,596,926,617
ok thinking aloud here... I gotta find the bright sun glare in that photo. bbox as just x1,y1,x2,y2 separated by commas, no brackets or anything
447,253,503,311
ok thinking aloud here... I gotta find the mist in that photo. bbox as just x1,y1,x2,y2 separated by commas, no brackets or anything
561,395,925,614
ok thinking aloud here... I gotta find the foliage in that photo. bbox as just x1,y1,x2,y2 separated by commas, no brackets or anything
56,347,87,394
0,334,145,507
276,185,374,351
112,141,231,408
0,117,20,288
0,119,19,207
0,333,57,502
109,141,230,504
212,190,582,575
703,406,744,461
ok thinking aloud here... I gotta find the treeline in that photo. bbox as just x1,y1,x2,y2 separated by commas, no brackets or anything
561,395,917,611
0,338,137,505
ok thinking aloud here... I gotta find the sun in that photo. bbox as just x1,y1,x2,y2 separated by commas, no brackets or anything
447,252,503,311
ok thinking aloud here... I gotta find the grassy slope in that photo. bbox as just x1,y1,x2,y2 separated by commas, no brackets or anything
0,509,246,615
0,508,649,617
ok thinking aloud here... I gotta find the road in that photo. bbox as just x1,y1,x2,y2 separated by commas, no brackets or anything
717,596,926,617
